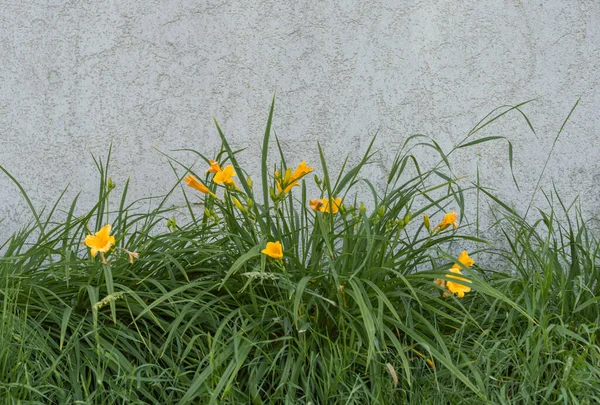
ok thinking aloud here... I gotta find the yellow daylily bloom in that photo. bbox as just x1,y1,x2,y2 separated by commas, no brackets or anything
261,241,283,260
445,251,474,298
446,267,472,298
205,160,221,174
454,250,474,268
433,278,446,288
432,211,458,232
213,165,237,186
275,168,298,194
309,199,323,212
184,174,216,197
320,197,342,214
84,224,116,259
275,161,313,195
292,160,313,180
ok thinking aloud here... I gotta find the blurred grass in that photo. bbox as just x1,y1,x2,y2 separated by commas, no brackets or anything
0,98,598,404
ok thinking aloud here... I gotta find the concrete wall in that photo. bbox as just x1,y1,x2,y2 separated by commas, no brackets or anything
1,0,599,241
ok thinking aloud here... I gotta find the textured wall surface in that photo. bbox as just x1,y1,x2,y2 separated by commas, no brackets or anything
1,0,599,241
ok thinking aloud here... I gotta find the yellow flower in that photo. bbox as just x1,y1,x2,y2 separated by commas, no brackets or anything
84,224,116,259
292,160,313,180
455,250,474,268
205,160,221,174
320,197,342,214
433,278,446,288
309,198,323,212
432,211,458,232
261,241,283,260
213,165,237,186
445,251,474,298
275,168,298,194
184,174,216,197
275,161,313,195
446,267,472,298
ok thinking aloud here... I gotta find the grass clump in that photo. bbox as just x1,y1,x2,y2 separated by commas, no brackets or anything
1,98,599,404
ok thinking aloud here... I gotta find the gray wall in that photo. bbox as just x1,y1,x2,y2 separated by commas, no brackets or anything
1,0,599,241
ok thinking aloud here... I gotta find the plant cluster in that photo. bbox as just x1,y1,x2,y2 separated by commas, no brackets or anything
0,99,598,404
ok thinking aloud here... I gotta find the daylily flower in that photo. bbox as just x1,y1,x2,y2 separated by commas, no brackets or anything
292,160,313,180
446,267,472,298
309,199,323,212
184,174,216,197
275,161,313,195
446,250,474,298
213,165,237,186
455,250,474,268
275,168,298,194
262,241,283,260
320,197,342,214
432,211,459,232
84,224,116,263
205,160,221,174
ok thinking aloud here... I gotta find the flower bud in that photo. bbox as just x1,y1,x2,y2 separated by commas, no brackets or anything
166,217,177,232
423,214,431,231
232,197,246,212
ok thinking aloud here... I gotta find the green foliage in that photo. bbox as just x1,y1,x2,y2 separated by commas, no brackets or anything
0,99,598,404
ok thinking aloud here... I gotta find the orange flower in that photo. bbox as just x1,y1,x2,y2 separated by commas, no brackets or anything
432,211,458,232
292,160,313,180
433,278,446,288
454,250,474,268
446,251,474,298
205,160,221,174
261,241,283,260
446,267,472,298
184,174,216,197
320,197,342,214
309,199,323,212
275,168,297,194
213,165,237,186
275,161,313,195
84,224,116,259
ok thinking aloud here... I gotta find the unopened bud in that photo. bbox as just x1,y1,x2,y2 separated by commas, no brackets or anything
232,197,246,212
423,214,431,231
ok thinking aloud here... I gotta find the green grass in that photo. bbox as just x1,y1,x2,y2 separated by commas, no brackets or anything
0,98,599,404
